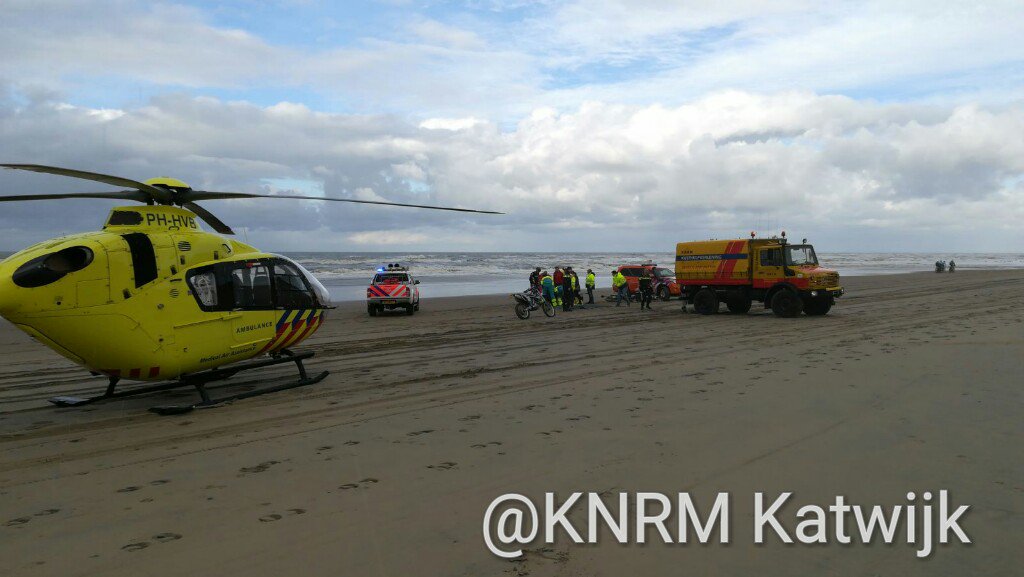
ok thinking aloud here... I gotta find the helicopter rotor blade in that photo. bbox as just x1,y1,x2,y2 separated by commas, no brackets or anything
1,164,173,204
181,201,235,235
0,191,151,202
186,190,504,214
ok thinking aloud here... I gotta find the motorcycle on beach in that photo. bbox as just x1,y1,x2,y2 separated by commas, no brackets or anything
511,287,556,319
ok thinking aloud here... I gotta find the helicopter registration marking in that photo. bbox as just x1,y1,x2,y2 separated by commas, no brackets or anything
145,212,198,230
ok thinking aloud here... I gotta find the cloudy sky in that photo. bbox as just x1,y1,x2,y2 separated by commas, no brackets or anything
1,0,1022,252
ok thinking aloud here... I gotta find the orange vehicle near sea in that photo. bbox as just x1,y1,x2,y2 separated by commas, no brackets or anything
614,263,682,301
675,233,844,317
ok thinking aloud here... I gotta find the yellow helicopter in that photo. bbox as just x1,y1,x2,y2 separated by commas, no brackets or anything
0,164,500,414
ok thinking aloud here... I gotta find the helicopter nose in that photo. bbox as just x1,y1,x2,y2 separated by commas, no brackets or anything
0,263,18,318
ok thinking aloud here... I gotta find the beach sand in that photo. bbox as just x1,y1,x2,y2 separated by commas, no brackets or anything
0,270,1021,576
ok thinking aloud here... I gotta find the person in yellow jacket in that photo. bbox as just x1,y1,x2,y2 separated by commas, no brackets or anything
612,269,630,307
585,269,596,304
568,267,582,306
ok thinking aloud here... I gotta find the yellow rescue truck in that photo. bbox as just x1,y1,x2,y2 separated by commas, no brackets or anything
675,233,843,317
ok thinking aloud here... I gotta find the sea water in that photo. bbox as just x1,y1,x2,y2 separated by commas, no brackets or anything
283,252,1024,302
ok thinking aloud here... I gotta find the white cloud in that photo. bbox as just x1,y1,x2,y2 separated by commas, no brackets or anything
0,1,1022,252
0,90,1021,252
348,230,430,245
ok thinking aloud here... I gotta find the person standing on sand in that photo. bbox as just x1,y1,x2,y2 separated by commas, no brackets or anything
638,268,653,310
613,269,630,307
561,268,574,312
540,271,554,305
585,269,596,304
569,267,582,306
553,267,564,307
529,267,541,289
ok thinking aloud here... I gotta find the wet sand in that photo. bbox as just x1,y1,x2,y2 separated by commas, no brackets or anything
0,270,1021,576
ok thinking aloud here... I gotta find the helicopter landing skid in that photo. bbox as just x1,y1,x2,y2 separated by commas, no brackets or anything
49,350,328,414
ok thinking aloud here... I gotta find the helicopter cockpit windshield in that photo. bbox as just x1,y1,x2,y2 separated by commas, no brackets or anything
282,258,332,308
187,256,332,311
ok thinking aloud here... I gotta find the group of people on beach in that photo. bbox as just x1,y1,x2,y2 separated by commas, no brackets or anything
528,267,596,312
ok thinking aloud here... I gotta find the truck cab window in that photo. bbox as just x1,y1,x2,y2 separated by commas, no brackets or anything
760,249,783,267
785,246,818,266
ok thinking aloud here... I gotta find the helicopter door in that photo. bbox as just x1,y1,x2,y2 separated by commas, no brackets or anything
224,261,275,346
754,247,784,287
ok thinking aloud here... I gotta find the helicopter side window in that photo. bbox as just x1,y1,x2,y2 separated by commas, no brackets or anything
230,265,272,309
273,262,315,308
190,271,218,307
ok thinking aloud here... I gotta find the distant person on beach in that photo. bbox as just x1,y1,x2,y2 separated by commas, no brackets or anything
585,269,596,304
561,268,574,312
638,268,653,310
569,267,583,306
949,259,956,272
553,267,564,306
529,267,541,289
540,271,554,304
612,269,630,307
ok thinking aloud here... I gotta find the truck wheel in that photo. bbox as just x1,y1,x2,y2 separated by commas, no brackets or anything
657,286,671,301
405,304,415,316
368,303,377,317
693,288,719,315
726,295,752,314
804,295,832,316
515,302,531,319
414,302,420,311
771,289,803,318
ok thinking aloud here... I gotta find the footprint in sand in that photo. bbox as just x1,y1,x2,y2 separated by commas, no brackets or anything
339,478,379,490
150,480,170,486
458,415,481,422
34,509,60,517
406,429,434,437
261,509,306,522
427,462,457,470
122,542,149,552
239,461,280,474
153,532,182,543
117,486,141,493
343,440,360,446
5,517,31,527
